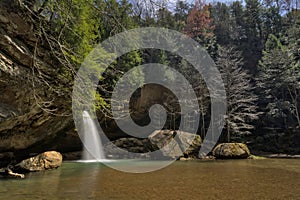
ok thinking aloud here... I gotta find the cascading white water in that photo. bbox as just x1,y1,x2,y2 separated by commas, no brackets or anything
82,111,106,161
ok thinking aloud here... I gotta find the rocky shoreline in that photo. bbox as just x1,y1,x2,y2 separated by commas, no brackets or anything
1,147,299,179
0,151,62,179
1,130,299,179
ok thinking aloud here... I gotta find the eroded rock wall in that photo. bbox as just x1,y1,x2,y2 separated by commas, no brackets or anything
0,1,81,164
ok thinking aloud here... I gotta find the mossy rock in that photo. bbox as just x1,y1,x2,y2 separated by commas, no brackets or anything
212,143,250,159
15,151,62,172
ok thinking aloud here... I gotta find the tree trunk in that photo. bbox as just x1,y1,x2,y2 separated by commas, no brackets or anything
227,120,230,143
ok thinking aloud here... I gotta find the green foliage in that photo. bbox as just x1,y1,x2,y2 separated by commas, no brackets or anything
265,34,283,50
210,2,231,45
157,8,176,29
261,4,282,39
174,0,191,31
22,0,300,136
258,22,300,128
244,0,262,40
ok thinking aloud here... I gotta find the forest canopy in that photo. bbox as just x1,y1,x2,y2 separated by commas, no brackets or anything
12,0,300,142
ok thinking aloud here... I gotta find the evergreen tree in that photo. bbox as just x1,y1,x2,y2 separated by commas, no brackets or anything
157,8,176,29
258,29,300,128
243,0,264,72
261,1,282,39
230,1,247,46
211,2,231,45
174,0,191,31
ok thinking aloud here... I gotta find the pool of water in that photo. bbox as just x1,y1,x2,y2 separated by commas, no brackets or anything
0,159,299,199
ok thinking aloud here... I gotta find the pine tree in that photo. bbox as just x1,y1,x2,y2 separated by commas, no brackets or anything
157,8,176,29
261,1,282,39
174,0,191,31
258,29,300,128
211,2,231,45
230,1,246,46
243,0,264,72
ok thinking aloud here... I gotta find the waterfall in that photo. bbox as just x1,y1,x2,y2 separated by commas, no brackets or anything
82,111,106,161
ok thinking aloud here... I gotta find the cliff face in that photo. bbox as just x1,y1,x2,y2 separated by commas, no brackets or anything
0,0,176,158
0,1,81,162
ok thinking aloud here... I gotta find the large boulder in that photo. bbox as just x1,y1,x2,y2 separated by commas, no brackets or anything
149,130,202,159
212,143,250,159
15,151,62,172
112,138,153,153
104,130,202,159
104,138,153,159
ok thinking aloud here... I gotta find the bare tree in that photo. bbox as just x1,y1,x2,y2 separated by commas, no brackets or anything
216,46,260,142
131,0,178,20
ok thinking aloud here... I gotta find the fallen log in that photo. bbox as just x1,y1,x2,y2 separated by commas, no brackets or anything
0,166,25,179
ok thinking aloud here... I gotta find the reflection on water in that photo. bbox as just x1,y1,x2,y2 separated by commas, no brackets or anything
0,159,299,200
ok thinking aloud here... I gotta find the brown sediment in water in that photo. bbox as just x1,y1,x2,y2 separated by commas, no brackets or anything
0,159,299,200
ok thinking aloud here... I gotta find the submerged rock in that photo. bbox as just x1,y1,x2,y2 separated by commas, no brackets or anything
15,151,62,172
199,155,216,161
212,143,250,159
263,154,300,159
248,155,267,159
